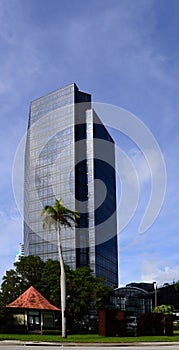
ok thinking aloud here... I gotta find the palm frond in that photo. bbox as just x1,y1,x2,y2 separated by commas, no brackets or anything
60,216,73,228
41,198,79,232
41,205,57,216
42,215,57,231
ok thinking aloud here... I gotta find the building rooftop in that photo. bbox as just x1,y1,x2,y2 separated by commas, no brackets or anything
6,286,60,311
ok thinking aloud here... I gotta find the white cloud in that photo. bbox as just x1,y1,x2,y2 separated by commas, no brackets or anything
141,257,179,285
128,148,151,185
128,147,166,187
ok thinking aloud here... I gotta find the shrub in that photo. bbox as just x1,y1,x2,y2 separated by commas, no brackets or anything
42,329,61,335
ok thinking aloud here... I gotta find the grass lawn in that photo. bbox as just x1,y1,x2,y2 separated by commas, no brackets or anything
0,333,179,343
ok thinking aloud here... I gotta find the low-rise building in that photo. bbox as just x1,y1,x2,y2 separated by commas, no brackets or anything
6,286,60,333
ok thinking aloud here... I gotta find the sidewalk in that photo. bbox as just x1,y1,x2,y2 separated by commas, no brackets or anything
1,340,179,346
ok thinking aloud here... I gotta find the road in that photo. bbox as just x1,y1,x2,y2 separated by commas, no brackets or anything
1,345,179,350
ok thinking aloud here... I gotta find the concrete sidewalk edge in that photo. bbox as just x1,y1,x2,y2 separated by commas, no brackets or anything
1,340,179,346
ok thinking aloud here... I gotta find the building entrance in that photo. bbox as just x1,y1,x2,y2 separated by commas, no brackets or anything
28,311,40,331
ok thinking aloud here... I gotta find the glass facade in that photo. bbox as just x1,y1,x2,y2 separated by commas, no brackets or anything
86,109,118,286
109,287,152,319
24,83,118,286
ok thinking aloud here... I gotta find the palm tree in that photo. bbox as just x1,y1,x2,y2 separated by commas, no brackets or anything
41,198,79,338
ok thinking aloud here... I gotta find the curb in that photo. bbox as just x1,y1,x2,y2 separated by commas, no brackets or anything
1,341,179,347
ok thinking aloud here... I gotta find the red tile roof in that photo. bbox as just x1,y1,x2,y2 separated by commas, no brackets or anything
6,286,60,311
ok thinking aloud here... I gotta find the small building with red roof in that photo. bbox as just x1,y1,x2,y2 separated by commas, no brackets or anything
6,286,60,333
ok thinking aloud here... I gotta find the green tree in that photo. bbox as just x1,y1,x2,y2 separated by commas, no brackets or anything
14,255,45,291
0,269,20,307
66,266,111,326
40,259,60,307
153,304,174,314
0,256,45,307
41,198,79,338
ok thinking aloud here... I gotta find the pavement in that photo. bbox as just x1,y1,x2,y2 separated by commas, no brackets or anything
1,340,179,346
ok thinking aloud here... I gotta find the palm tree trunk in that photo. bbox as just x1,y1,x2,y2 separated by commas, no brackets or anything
57,224,67,338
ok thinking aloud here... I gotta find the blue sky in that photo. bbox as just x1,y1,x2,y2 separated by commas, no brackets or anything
0,0,179,287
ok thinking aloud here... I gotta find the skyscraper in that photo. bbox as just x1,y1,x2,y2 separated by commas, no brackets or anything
24,83,118,286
